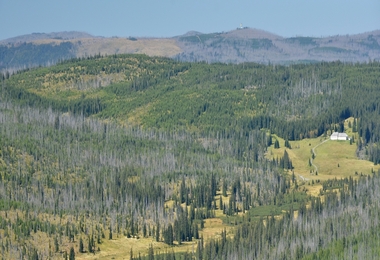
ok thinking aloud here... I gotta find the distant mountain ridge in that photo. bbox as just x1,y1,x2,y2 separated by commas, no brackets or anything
0,31,95,44
1,28,379,71
223,28,283,40
175,28,380,64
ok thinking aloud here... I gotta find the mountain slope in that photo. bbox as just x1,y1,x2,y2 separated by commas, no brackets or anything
1,28,380,71
4,54,380,145
176,28,380,64
2,53,380,259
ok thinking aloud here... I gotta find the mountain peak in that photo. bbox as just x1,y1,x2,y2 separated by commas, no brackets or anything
224,27,283,40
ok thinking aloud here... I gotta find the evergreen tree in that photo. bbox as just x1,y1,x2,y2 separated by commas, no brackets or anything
222,180,228,197
88,235,94,253
353,118,357,132
180,176,186,204
274,139,280,149
339,122,344,132
69,247,75,260
197,239,203,260
109,226,113,240
155,222,160,242
284,139,292,149
281,150,293,169
148,244,154,260
194,223,199,239
174,219,181,245
79,237,84,253
164,224,174,245
267,133,273,146
31,249,39,260
210,173,217,197
143,223,147,238
54,236,59,252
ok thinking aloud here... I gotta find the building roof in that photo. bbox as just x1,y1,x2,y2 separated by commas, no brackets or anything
330,132,348,139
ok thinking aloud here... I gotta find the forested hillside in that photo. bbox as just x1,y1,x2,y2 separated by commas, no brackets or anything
1,54,380,259
0,42,76,71
175,28,380,64
4,55,380,161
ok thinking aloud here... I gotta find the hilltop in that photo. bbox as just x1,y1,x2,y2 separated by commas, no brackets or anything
0,31,95,44
1,28,380,71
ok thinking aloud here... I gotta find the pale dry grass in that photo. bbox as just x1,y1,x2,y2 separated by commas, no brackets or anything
305,184,323,197
200,218,230,241
78,234,199,259
32,38,182,58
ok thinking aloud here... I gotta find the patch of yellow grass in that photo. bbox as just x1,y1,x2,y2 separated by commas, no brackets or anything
76,207,231,259
200,218,230,241
126,102,154,126
304,184,323,197
78,236,198,259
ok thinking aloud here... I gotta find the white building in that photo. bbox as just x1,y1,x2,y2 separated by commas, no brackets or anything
330,132,349,141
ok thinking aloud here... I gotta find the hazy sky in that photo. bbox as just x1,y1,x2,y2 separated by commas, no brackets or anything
1,0,379,40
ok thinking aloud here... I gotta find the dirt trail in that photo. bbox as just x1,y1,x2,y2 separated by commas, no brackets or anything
310,139,329,173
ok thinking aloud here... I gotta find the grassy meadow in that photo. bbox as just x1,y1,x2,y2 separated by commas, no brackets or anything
267,118,380,196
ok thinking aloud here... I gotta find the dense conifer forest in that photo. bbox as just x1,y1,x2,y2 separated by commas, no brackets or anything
1,54,380,259
0,42,76,71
